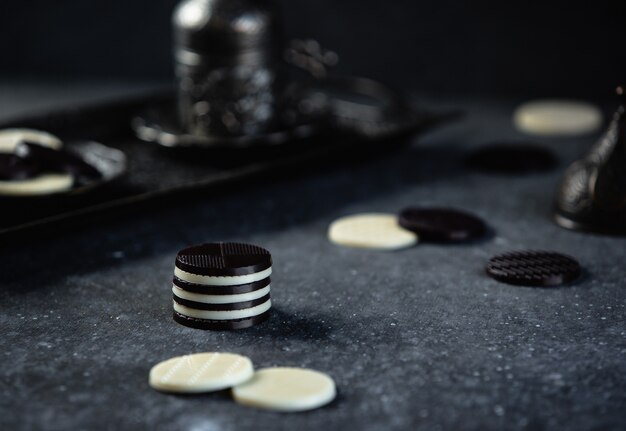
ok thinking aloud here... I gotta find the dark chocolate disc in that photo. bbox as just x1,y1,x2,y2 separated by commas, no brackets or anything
486,250,581,287
16,142,102,183
0,153,41,180
176,242,272,276
173,293,271,311
173,310,271,330
173,276,271,294
398,207,486,242
466,143,557,174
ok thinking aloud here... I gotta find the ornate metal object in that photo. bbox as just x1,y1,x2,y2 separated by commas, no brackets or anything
554,86,626,235
134,0,450,149
173,0,283,137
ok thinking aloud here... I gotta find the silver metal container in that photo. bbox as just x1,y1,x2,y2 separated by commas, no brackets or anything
173,0,283,138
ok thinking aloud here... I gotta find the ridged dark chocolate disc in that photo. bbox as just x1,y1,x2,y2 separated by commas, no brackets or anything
466,143,557,174
176,242,272,276
398,207,486,242
173,310,271,330
486,250,581,287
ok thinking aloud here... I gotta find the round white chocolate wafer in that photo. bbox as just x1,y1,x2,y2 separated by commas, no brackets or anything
513,100,602,136
149,352,254,393
232,367,336,412
328,213,418,250
0,128,63,153
174,266,272,286
0,173,73,196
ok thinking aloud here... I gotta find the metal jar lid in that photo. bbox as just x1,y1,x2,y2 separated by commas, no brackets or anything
173,0,281,68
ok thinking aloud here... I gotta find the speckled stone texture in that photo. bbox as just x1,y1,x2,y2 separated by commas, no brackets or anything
0,85,625,431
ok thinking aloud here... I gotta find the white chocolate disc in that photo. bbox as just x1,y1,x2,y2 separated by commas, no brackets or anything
149,352,254,393
0,173,73,196
328,213,418,250
174,266,272,286
513,100,603,136
173,298,271,320
172,285,270,304
232,367,336,412
0,128,63,153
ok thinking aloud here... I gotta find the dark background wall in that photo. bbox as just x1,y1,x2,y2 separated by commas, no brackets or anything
1,0,625,98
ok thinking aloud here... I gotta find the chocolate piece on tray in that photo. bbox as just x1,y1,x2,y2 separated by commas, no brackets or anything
0,153,41,180
486,250,581,287
398,207,487,242
16,142,102,183
0,128,62,153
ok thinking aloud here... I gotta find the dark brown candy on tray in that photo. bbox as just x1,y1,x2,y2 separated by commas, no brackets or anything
16,141,102,183
0,153,42,180
486,250,582,287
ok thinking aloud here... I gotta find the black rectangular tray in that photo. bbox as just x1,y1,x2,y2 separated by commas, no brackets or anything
0,92,442,243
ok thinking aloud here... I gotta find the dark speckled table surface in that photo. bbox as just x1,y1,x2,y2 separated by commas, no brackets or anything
1,83,625,431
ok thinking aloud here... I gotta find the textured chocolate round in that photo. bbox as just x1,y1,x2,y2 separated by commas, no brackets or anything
398,207,486,242
16,142,102,183
173,309,271,330
466,144,557,174
173,292,271,311
486,250,581,287
173,276,270,295
0,153,41,180
176,242,272,276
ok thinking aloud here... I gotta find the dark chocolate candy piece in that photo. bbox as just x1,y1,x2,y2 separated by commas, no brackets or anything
398,207,486,242
466,143,557,174
173,276,271,295
16,142,101,183
173,309,271,330
0,153,41,180
486,250,581,287
176,242,272,276
173,293,271,311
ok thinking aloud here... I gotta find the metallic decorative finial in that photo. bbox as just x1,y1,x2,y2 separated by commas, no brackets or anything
554,86,626,235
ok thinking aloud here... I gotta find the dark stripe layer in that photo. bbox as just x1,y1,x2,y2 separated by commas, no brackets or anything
173,310,271,330
173,276,270,294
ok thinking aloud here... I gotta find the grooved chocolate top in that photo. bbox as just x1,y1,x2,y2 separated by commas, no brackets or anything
486,250,581,287
398,207,486,242
175,242,272,276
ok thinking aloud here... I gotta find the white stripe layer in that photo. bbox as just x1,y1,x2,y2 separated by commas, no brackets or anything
172,285,270,304
174,267,272,286
173,299,272,320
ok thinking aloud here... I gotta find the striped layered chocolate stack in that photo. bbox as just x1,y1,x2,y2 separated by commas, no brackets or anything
172,242,272,330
